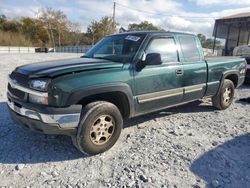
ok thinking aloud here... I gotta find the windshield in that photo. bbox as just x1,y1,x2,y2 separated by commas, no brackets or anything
84,34,146,63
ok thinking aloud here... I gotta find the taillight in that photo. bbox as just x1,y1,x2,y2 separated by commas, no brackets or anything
240,61,247,74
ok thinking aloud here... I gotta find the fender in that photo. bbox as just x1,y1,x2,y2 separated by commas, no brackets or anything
66,83,135,117
216,70,240,96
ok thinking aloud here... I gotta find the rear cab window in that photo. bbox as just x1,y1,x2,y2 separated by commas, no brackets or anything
178,35,202,62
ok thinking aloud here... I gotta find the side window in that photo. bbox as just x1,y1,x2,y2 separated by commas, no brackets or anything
146,38,178,63
179,36,201,62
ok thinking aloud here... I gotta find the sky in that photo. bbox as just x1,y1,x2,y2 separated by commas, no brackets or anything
1,0,250,37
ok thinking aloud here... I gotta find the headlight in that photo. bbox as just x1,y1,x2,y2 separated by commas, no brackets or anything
29,79,50,91
29,94,48,105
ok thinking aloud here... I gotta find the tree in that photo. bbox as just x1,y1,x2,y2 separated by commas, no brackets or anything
0,15,7,24
20,17,49,46
86,16,117,45
197,33,206,44
0,15,7,31
38,7,70,47
0,19,21,32
63,22,82,45
128,21,160,31
0,8,121,47
197,33,222,50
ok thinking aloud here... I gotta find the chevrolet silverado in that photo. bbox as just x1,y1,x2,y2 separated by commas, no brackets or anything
7,31,247,155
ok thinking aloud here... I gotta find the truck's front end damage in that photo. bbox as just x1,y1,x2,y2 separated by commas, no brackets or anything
7,72,81,135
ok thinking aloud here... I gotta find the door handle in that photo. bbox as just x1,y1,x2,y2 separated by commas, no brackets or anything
176,69,183,76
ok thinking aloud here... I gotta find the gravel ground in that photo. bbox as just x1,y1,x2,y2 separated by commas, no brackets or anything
0,53,249,188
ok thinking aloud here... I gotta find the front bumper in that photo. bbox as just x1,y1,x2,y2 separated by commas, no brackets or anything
7,74,82,135
7,100,82,135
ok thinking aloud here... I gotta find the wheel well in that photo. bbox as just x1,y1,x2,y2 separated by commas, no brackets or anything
225,74,238,88
77,92,130,118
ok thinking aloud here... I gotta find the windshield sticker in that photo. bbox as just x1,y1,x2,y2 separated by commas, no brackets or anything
125,35,141,42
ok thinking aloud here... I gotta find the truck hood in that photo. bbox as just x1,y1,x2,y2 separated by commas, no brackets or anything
16,57,124,78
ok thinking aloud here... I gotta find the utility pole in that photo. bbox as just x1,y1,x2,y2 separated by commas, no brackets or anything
112,2,116,33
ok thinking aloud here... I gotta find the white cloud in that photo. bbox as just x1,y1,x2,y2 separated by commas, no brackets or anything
190,0,250,6
1,0,250,37
0,5,40,19
156,6,250,36
161,16,213,36
210,7,250,18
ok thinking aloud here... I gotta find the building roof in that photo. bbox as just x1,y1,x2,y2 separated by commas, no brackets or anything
213,12,250,39
217,12,250,20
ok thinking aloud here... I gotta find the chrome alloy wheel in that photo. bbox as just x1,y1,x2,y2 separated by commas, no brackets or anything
223,87,232,104
89,115,115,145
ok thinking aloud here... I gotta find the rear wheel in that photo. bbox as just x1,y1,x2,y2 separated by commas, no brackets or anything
72,101,123,155
212,79,235,110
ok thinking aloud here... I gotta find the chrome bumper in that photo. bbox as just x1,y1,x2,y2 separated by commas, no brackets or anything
7,100,80,129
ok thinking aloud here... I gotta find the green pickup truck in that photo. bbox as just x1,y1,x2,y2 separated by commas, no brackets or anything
7,31,247,155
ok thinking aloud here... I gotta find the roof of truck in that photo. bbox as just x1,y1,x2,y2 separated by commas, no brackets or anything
110,31,196,37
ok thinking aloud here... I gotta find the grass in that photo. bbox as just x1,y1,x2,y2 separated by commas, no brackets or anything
0,31,32,46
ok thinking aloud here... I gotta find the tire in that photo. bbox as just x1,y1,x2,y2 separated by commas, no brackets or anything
212,79,235,110
73,101,123,155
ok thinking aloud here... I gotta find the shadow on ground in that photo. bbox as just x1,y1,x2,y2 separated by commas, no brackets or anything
237,97,250,104
0,100,216,164
191,133,250,188
124,100,215,128
0,102,84,164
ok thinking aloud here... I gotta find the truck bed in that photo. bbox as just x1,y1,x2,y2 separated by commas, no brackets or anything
205,56,244,63
205,56,246,94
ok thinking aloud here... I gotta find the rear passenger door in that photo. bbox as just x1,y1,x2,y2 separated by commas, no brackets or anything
177,35,207,101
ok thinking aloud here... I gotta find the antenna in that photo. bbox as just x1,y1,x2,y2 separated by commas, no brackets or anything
113,2,116,33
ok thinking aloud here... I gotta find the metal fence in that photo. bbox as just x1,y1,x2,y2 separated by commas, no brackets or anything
0,45,92,54
55,45,92,53
0,46,36,53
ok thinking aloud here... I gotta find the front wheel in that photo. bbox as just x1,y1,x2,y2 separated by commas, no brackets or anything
73,101,123,155
212,79,235,110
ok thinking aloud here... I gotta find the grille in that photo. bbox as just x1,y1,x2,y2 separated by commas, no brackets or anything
8,83,26,100
9,71,29,86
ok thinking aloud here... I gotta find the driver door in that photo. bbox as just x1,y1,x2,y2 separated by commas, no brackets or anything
134,35,184,115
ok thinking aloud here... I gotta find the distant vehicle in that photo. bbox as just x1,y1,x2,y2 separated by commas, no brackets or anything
7,31,247,155
233,45,250,56
233,45,250,83
35,47,48,53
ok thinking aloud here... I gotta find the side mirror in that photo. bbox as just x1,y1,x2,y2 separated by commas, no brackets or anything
144,53,163,66
136,53,163,72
